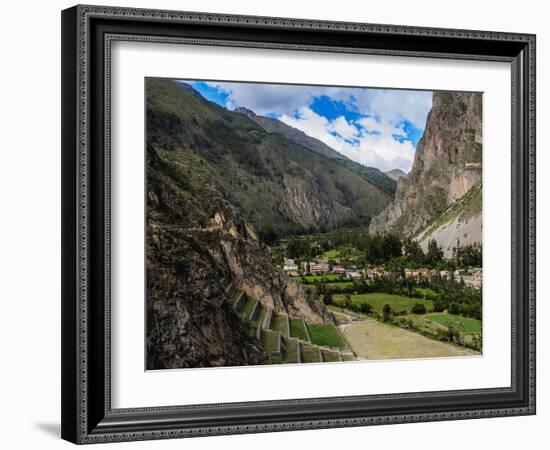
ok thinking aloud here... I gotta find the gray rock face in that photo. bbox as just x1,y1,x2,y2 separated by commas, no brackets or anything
369,91,482,237
418,213,482,258
146,146,332,370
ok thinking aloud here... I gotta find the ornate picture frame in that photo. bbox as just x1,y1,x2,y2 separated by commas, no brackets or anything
61,4,536,444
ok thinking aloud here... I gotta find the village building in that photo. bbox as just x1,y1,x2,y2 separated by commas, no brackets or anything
309,263,329,274
347,271,362,279
332,265,346,274
282,258,298,272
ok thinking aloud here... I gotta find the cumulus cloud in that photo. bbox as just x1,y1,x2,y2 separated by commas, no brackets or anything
190,81,432,172
357,116,406,137
346,89,432,130
281,107,417,173
204,82,331,116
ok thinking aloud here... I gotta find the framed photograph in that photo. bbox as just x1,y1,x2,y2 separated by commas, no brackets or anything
61,5,536,444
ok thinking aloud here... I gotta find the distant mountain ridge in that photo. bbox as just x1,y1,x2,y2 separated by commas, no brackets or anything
149,79,394,237
235,105,397,195
385,168,406,181
235,106,349,161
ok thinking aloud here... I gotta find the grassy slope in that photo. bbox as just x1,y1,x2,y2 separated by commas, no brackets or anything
425,313,481,334
307,324,347,349
333,292,433,314
147,79,393,237
289,319,309,341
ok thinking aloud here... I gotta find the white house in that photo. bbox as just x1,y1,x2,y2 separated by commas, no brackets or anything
282,258,298,272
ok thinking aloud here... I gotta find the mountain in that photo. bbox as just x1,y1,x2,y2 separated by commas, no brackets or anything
236,106,398,195
145,78,395,369
148,80,393,240
369,91,482,253
146,144,332,369
416,183,481,256
385,168,406,181
236,106,349,161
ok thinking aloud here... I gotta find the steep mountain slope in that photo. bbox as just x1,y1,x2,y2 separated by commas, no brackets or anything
385,168,406,181
146,142,333,369
148,79,393,240
415,182,482,257
237,106,398,195
369,91,482,241
236,106,349,160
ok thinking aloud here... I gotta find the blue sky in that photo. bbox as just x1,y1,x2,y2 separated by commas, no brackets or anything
177,80,433,173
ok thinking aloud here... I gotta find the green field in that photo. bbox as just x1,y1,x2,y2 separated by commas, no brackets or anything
271,314,289,337
320,246,362,262
425,313,481,334
399,314,446,336
321,249,341,260
311,281,353,293
324,281,354,289
291,274,347,283
289,318,309,341
333,292,433,314
415,288,440,300
307,324,347,349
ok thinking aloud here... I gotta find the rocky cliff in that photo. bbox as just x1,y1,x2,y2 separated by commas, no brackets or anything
369,91,482,242
146,140,332,369
147,79,393,240
416,182,482,257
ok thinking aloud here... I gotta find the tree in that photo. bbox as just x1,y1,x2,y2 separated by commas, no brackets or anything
322,291,333,305
433,299,446,312
343,294,353,309
449,302,461,315
425,239,444,266
403,237,424,264
382,304,393,322
257,224,279,246
411,303,427,314
360,303,372,314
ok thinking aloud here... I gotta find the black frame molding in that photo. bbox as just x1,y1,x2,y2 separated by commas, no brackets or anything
61,4,536,444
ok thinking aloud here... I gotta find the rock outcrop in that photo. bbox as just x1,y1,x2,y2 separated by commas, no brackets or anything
369,91,482,240
416,182,482,257
146,144,332,370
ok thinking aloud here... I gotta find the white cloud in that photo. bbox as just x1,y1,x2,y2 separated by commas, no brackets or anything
346,89,432,130
329,116,359,141
205,82,336,116
357,116,406,137
198,81,432,172
280,107,417,173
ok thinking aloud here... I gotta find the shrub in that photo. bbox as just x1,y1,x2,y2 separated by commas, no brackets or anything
359,303,372,314
449,302,461,315
382,304,392,322
411,303,427,314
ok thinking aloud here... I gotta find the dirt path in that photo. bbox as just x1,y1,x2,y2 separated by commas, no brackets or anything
340,319,478,360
